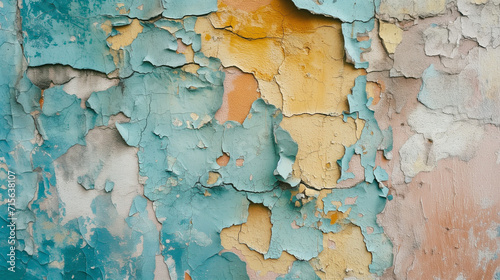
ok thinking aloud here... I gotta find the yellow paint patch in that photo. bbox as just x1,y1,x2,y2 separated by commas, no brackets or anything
239,204,272,254
257,80,283,110
304,186,320,198
215,67,261,124
379,21,403,54
206,172,220,185
118,7,130,14
195,0,362,117
280,115,359,189
311,224,372,279
219,0,273,12
106,19,144,50
355,118,365,140
181,64,200,74
101,20,113,35
190,113,199,121
209,1,284,39
195,17,284,81
196,0,364,194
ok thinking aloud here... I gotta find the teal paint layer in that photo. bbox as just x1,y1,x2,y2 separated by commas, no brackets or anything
1,0,397,279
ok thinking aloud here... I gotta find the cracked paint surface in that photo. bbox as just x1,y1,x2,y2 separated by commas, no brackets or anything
1,0,499,279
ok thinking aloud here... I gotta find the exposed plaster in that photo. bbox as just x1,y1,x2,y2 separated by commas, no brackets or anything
1,0,499,279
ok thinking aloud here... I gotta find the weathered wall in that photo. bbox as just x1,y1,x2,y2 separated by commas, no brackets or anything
0,0,498,279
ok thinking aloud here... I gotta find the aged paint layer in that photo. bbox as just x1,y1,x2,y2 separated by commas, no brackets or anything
2,0,498,279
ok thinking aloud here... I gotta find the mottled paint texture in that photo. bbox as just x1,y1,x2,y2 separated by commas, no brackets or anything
2,0,498,279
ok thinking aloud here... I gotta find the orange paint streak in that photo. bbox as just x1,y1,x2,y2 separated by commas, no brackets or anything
215,67,260,124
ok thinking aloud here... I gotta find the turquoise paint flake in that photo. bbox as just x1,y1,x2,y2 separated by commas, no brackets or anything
248,189,324,261
88,64,297,276
1,171,160,279
175,28,202,52
15,76,42,116
183,17,198,32
25,0,163,20
287,0,393,276
274,126,300,185
20,0,165,74
277,260,320,280
220,99,297,192
34,86,98,163
21,0,116,73
290,0,377,23
157,184,250,278
339,76,393,186
129,196,148,216
374,166,389,182
124,23,187,75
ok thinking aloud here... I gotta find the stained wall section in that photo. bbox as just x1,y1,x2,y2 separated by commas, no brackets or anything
0,0,498,279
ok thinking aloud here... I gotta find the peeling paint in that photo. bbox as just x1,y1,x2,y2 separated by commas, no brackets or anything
2,0,499,279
